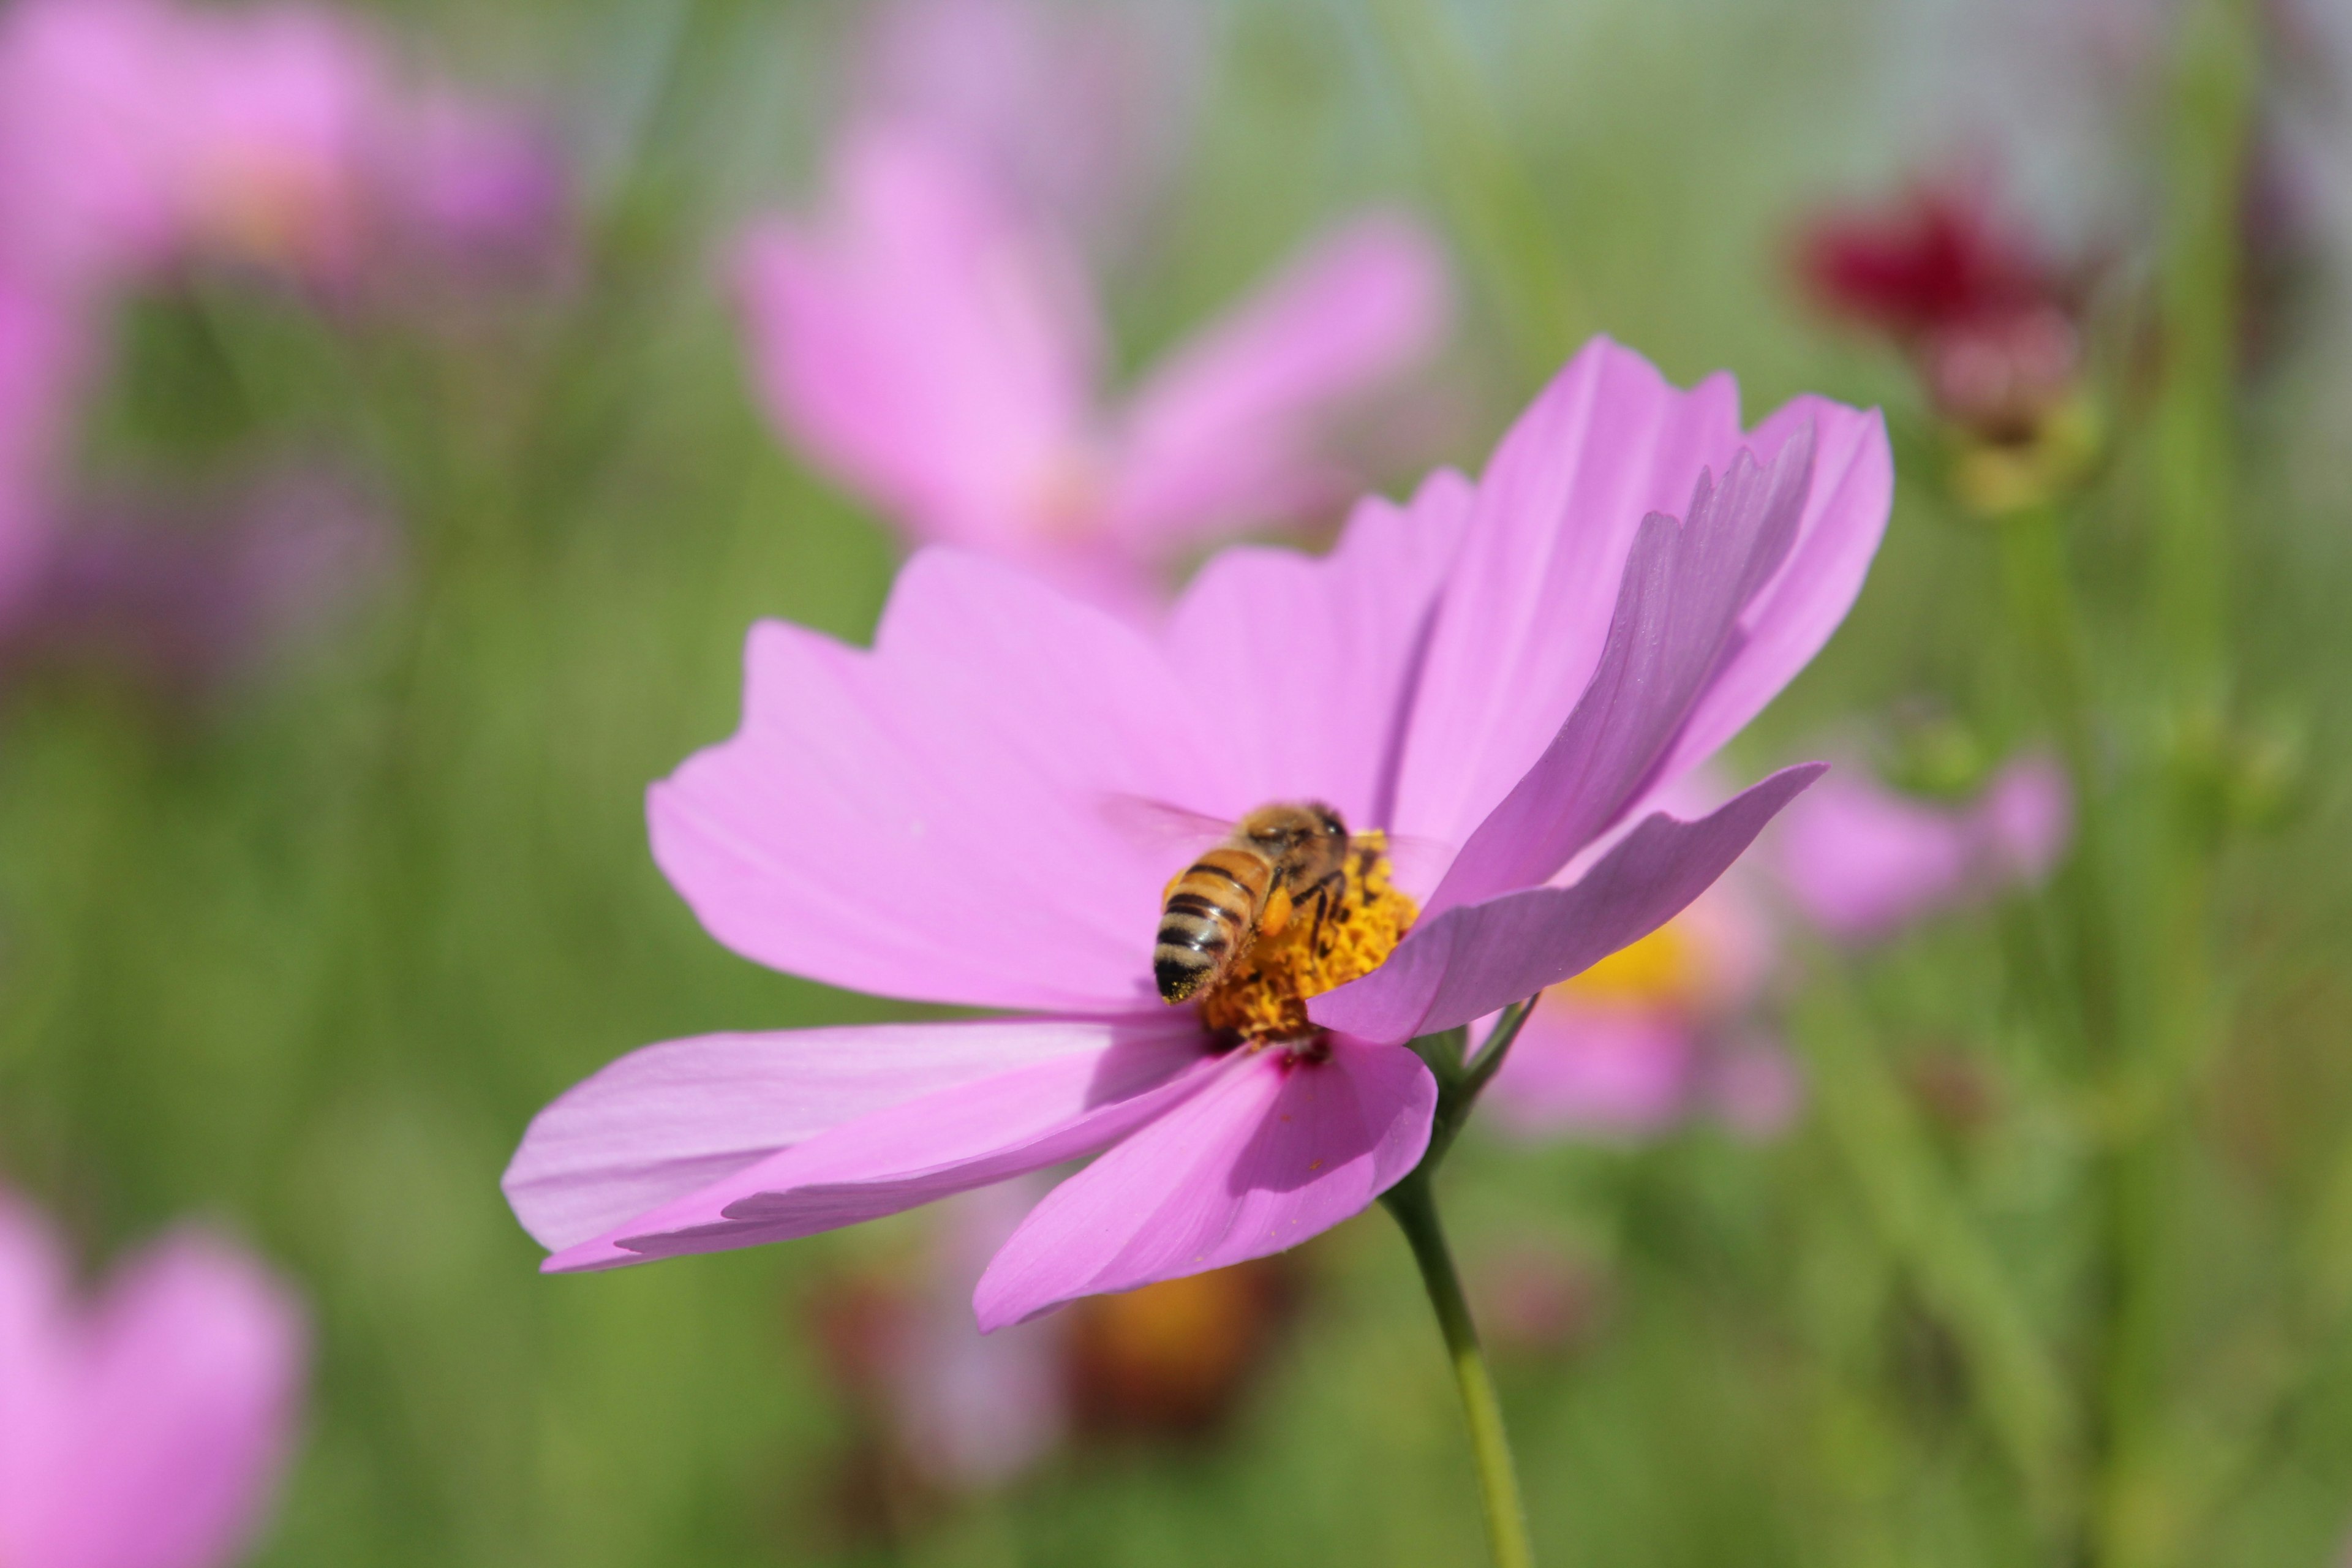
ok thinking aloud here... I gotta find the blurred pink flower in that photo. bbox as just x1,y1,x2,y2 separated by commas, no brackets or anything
0,1188,306,1568
853,0,1201,249
372,94,571,281
0,469,397,700
1487,873,1800,1139
730,126,1450,609
1773,752,2073,941
503,336,1892,1327
888,1183,1069,1489
0,0,566,293
0,274,83,614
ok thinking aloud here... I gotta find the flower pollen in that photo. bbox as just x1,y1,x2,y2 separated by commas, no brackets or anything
1196,836,1417,1043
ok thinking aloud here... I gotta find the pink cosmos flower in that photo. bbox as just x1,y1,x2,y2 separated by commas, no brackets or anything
0,0,567,294
729,125,1450,610
852,0,1202,251
1484,872,1800,1139
1772,752,2073,941
502,336,1893,1328
0,1188,306,1568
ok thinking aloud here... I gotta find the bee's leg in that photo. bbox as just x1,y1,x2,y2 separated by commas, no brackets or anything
1304,870,1345,953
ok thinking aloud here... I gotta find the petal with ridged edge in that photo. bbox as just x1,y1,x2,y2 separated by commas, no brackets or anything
1313,764,1823,1044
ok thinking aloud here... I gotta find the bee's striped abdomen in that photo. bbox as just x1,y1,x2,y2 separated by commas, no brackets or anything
1154,846,1272,1003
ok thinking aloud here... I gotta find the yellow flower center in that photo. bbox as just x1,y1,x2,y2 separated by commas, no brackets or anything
1194,835,1418,1044
1558,917,1700,1010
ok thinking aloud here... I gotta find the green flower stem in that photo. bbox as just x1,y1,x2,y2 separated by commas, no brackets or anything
1793,973,2079,1535
1383,999,1542,1568
1992,499,2115,1061
1384,1169,1534,1568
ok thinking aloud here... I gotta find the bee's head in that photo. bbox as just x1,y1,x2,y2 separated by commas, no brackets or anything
1242,801,1348,853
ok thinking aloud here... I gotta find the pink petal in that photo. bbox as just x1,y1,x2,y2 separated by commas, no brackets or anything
0,0,185,286
1976,753,2073,883
504,1019,1145,1254
1485,1005,1700,1136
0,273,78,609
1154,467,1474,835
1773,753,2072,941
729,124,1103,552
1645,395,1894,789
1773,768,1976,940
32,1231,304,1568
1110,211,1450,551
1390,339,1890,853
973,1036,1435,1329
649,548,1246,1012
542,1012,1224,1273
0,1194,67,1553
1389,337,1743,848
1702,1033,1804,1139
1427,431,1814,913
1313,764,1823,1044
895,1179,1068,1488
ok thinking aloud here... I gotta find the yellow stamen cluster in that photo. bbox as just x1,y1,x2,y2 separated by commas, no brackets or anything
1197,837,1419,1043
1558,917,1700,1010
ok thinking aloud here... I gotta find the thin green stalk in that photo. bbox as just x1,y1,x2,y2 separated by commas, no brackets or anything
2089,5,2255,1561
1992,500,2114,1060
1794,974,2079,1536
1382,998,1542,1568
1383,1169,1534,1568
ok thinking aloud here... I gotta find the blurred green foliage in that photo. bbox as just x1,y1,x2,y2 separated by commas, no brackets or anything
4,0,2351,1564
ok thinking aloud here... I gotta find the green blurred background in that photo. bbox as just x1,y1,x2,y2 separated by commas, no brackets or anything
4,0,2350,1562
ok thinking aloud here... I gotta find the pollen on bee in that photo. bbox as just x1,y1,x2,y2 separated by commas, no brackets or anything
1194,835,1418,1044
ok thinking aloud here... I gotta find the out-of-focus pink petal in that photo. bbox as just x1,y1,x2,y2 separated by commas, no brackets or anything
168,4,382,281
854,0,1202,246
30,1232,305,1568
648,549,1244,1012
1110,211,1450,552
379,96,569,270
1428,434,1814,913
0,1195,69,1554
972,1037,1434,1329
1977,753,2073,881
1485,1006,1698,1136
898,1179,1068,1488
1703,1033,1804,1139
730,126,1102,552
503,1020,1147,1254
543,1013,1223,1273
0,0,184,286
1773,769,1976,939
1774,752,2073,940
0,274,80,611
1314,764,1824,1044
1391,339,1890,853
1156,469,1473,839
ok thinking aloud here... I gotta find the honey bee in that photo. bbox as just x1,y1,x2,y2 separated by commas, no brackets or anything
1151,802,1355,1004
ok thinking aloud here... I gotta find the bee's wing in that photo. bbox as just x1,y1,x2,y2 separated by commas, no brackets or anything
1358,831,1457,898
1095,793,1237,858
